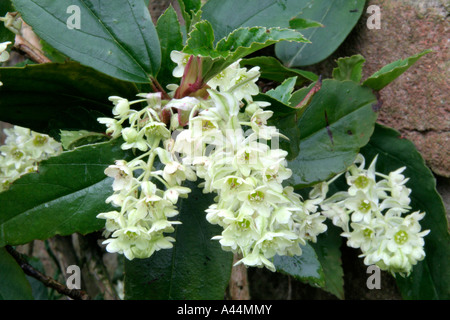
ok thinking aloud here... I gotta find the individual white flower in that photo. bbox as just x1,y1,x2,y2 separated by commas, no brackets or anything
344,190,378,224
24,131,62,159
207,60,241,90
346,154,377,196
295,212,328,243
0,41,11,63
207,60,260,103
163,185,191,204
170,51,190,78
121,127,148,151
320,201,350,232
161,160,196,186
382,212,429,272
109,96,130,119
104,226,152,260
104,160,136,192
97,117,123,139
230,66,260,102
342,220,382,253
96,211,126,236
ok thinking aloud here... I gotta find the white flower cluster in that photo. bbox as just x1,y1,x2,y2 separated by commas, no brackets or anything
0,125,62,192
97,54,328,270
97,51,428,276
96,93,196,260
320,154,429,276
172,61,328,272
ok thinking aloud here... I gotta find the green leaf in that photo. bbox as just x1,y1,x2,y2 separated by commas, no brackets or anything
183,20,216,57
332,54,366,83
0,139,132,246
156,5,184,88
11,0,161,83
215,26,308,54
201,0,310,42
241,56,318,86
362,49,432,91
281,79,379,188
265,76,297,104
0,62,139,134
273,242,325,288
0,247,34,300
177,0,202,33
289,17,324,30
310,223,344,299
183,21,308,84
360,124,450,300
124,181,233,300
275,0,366,67
60,130,109,150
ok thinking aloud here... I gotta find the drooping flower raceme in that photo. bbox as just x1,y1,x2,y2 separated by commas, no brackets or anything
0,125,62,192
96,92,196,260
171,60,328,272
96,51,428,276
319,154,429,276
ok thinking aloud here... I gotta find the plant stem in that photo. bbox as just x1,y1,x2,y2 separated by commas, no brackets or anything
5,245,90,300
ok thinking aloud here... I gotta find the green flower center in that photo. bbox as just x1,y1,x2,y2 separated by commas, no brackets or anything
238,219,251,230
202,120,215,131
354,176,370,189
216,71,225,79
12,149,24,160
125,230,138,241
228,178,241,190
358,199,371,213
248,191,264,202
363,228,373,238
33,135,48,147
394,230,408,245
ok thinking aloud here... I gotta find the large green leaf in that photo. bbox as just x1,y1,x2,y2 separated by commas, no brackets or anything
0,139,132,246
360,124,450,300
0,62,139,134
273,79,379,188
0,247,34,300
275,0,366,67
273,242,325,288
124,181,233,300
11,0,161,83
201,0,309,42
362,49,432,91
